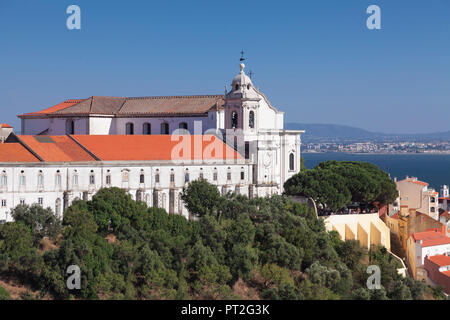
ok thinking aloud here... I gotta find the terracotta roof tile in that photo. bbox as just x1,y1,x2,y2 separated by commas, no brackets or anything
19,99,85,117
0,143,39,162
427,255,450,267
19,95,225,117
71,135,241,161
16,135,96,162
412,229,450,247
0,124,13,128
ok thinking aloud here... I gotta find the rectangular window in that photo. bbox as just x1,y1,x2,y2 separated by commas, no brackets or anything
38,174,43,186
140,174,145,184
199,173,204,180
73,175,78,186
170,174,175,183
241,171,245,180
213,172,218,181
227,172,231,181
155,174,160,183
1,175,6,187
38,197,43,205
56,174,61,186
106,175,111,185
20,175,26,186
1,200,6,207
185,173,190,183
20,199,25,205
90,175,95,185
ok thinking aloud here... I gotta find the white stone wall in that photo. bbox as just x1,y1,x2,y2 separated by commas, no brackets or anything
0,161,253,222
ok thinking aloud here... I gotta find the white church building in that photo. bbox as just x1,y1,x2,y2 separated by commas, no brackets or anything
0,63,304,222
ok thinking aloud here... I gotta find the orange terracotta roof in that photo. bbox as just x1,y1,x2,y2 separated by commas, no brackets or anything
19,99,85,117
443,270,450,277
391,212,401,220
16,135,96,162
71,135,242,161
0,124,13,128
0,143,39,162
427,255,450,267
412,229,450,247
406,178,428,186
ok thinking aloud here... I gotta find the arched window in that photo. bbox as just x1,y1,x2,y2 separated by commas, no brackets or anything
289,153,295,171
179,122,188,133
89,171,95,185
55,171,61,187
140,170,145,184
66,119,75,135
122,170,129,182
161,123,169,134
155,170,160,183
249,111,255,129
143,123,151,135
73,171,79,187
20,171,26,187
1,172,7,187
231,111,238,129
126,123,134,135
38,171,44,186
185,170,190,183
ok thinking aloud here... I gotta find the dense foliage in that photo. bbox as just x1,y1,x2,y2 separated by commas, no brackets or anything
284,161,399,211
0,183,426,300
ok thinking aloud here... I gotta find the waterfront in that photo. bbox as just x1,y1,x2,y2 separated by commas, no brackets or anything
302,153,450,191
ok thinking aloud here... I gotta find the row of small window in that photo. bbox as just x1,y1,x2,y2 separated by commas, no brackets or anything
1,167,247,189
66,120,189,135
1,198,43,207
126,122,188,135
1,171,62,187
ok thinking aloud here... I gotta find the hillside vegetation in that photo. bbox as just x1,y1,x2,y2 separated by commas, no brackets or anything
0,184,439,300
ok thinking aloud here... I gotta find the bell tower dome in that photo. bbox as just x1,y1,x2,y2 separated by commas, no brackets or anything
224,63,261,131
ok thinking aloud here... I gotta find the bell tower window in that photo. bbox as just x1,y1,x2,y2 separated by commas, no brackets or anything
289,153,295,171
231,111,238,129
249,111,255,129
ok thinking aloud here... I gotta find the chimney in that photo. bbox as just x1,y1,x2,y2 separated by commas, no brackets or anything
0,124,13,143
400,205,409,216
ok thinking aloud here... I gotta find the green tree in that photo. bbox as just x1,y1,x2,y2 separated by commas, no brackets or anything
11,204,61,243
181,178,222,217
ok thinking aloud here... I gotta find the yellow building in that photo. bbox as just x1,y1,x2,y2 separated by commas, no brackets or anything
323,213,390,251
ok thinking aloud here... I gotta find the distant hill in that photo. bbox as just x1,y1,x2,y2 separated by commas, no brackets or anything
285,123,450,143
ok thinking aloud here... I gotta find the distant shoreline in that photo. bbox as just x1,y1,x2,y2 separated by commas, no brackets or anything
302,152,450,156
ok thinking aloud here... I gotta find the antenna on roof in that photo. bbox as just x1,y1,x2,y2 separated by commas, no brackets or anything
240,50,245,62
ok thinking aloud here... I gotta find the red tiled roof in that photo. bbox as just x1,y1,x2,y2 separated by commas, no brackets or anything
391,212,401,220
19,99,85,117
0,124,13,128
71,135,241,161
427,255,450,267
17,135,96,162
1,135,242,162
407,179,428,186
443,270,450,277
0,143,39,162
18,95,225,117
412,229,450,247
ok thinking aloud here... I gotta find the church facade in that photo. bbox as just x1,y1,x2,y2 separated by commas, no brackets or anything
0,64,304,222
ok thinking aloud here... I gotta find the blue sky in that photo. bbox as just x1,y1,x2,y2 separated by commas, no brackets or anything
0,0,449,134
